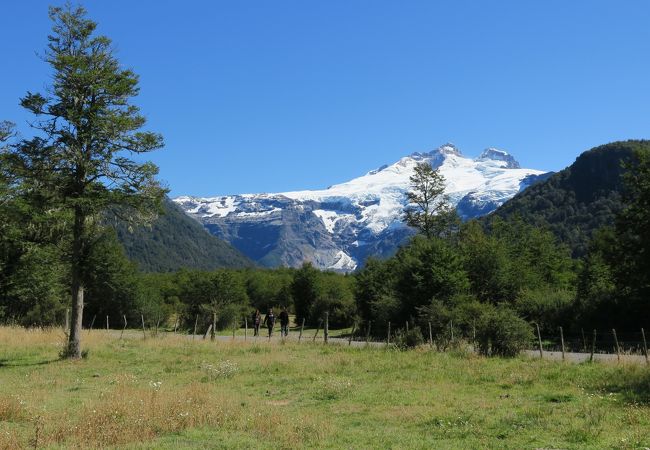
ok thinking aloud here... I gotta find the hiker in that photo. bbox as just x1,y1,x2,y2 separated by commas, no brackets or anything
263,308,275,338
279,307,289,337
252,309,261,336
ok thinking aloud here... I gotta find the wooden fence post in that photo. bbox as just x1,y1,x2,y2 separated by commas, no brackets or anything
141,314,146,340
232,321,236,340
299,318,305,342
387,322,391,345
559,326,565,361
535,323,543,359
244,317,248,341
173,317,179,334
88,315,96,335
64,308,70,335
348,322,356,346
106,315,109,332
193,315,198,341
324,312,329,344
365,320,371,346
428,322,433,347
120,315,127,339
612,329,621,362
590,329,596,362
405,321,409,333
312,319,322,342
203,324,212,340
641,328,649,365
211,313,216,342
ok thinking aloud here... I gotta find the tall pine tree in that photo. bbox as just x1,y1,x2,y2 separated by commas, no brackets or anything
5,5,165,358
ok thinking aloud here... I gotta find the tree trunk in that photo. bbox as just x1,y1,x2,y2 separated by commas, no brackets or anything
67,282,84,358
66,207,85,358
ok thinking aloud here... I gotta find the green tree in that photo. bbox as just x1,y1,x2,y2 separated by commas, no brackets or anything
404,162,458,238
606,148,650,328
393,236,469,322
291,263,320,326
5,5,165,357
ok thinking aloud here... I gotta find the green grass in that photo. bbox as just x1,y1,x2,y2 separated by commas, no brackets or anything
0,327,649,449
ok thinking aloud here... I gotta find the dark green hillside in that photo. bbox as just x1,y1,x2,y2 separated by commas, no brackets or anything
488,140,649,257
114,199,255,272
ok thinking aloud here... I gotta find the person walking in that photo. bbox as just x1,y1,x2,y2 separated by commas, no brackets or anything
252,309,261,337
279,307,289,337
263,308,275,339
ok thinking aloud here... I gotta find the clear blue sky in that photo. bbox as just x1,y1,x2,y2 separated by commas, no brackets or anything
2,1,650,197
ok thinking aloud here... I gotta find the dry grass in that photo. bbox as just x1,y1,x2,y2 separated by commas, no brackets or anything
0,327,649,449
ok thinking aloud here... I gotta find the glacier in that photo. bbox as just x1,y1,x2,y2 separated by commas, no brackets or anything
174,144,548,272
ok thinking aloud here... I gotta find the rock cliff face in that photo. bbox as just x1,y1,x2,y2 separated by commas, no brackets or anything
174,144,548,271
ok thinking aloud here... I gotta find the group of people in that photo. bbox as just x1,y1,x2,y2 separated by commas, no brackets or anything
251,307,289,338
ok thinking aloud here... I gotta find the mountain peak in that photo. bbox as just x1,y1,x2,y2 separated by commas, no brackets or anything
477,147,521,169
434,143,463,157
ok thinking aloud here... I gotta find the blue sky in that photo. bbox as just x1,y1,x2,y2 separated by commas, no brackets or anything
1,1,650,197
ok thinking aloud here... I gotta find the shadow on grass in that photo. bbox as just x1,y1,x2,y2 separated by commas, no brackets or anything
0,357,59,368
598,367,650,404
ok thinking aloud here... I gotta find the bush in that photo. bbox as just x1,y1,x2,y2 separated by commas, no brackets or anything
475,307,532,357
514,287,574,334
393,327,425,350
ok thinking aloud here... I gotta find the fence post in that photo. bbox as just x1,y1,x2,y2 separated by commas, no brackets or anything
155,315,161,338
450,320,454,343
612,329,621,363
472,319,476,343
232,321,236,340
203,324,212,340
641,328,649,365
535,323,543,359
365,320,371,346
312,319,322,342
559,326,565,361
211,313,216,342
173,317,179,334
141,314,146,340
428,322,433,347
120,314,127,339
106,315,109,332
581,328,587,352
324,312,329,344
193,314,198,341
88,315,96,335
244,317,248,341
348,322,356,346
299,318,305,342
387,322,391,345
590,329,596,362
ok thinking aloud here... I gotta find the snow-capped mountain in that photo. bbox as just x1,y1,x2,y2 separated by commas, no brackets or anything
174,144,549,272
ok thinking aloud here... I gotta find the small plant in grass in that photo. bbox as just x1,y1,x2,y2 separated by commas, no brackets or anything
201,360,239,379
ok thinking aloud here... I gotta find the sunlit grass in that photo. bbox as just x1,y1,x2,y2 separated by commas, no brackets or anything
0,326,649,449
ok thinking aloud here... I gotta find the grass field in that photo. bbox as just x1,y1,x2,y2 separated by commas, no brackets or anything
0,327,649,449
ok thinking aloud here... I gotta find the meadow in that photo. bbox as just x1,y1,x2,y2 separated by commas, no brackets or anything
0,327,649,449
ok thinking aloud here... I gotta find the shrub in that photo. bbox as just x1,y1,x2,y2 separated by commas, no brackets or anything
393,327,425,350
475,307,532,357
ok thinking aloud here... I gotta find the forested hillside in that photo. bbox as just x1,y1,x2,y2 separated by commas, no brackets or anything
114,198,254,272
487,140,647,256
